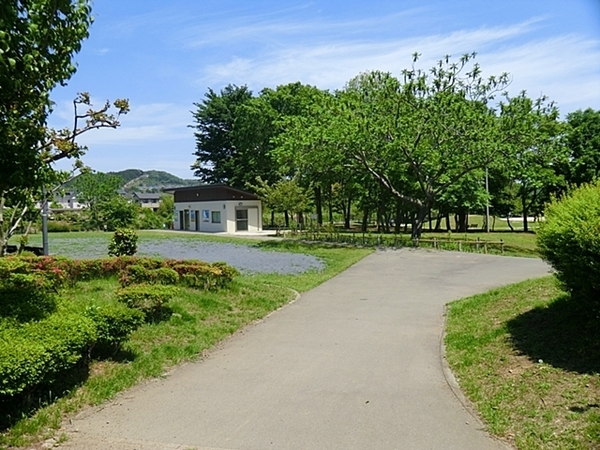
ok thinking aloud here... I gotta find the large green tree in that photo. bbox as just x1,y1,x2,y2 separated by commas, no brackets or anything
190,84,253,186
0,1,129,255
277,54,509,238
0,0,92,192
563,108,600,186
498,93,566,232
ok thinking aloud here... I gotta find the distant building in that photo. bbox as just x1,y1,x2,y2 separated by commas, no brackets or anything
35,191,86,210
132,192,161,211
168,184,262,233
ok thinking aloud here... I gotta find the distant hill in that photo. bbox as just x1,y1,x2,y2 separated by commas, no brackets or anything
107,169,198,194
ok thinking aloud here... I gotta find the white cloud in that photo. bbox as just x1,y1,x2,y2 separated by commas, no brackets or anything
197,19,600,113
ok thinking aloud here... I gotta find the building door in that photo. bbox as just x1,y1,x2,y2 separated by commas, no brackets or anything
179,210,184,230
195,210,200,231
184,210,190,230
236,209,248,231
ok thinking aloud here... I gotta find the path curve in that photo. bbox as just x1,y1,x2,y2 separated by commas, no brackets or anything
59,249,550,450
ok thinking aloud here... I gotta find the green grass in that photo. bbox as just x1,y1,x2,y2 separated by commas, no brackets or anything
0,239,372,448
445,277,600,449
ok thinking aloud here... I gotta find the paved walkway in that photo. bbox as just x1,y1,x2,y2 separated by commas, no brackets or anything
59,249,550,450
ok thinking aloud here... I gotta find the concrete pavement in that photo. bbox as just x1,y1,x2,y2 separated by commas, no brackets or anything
59,249,550,450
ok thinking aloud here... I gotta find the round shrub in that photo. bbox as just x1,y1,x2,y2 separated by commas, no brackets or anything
537,182,600,302
108,228,139,257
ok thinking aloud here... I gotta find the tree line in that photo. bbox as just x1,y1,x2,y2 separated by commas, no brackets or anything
190,53,600,238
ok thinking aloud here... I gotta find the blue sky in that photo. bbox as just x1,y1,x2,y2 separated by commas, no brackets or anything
50,0,600,179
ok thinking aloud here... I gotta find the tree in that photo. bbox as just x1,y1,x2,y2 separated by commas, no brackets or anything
277,54,509,238
0,0,93,193
563,108,600,187
0,1,129,255
498,93,566,232
73,171,123,229
190,84,253,186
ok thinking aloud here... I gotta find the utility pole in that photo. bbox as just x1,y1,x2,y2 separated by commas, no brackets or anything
42,186,49,255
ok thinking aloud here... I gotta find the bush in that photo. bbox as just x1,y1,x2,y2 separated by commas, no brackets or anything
116,284,178,320
84,303,144,354
108,228,138,257
0,313,97,396
0,259,61,321
165,260,239,290
537,182,600,302
119,265,179,287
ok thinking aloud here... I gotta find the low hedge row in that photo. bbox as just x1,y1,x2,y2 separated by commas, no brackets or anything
0,255,239,399
0,312,97,396
2,256,239,291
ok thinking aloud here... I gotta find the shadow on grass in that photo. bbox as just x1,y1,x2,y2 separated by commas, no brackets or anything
0,361,90,432
0,347,138,433
507,294,600,374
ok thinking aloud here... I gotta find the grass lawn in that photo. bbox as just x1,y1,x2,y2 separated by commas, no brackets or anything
0,236,372,448
445,277,600,449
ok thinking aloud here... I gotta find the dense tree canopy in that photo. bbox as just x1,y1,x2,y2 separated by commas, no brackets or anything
190,55,599,237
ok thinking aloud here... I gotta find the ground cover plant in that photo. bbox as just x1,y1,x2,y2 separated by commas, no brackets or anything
445,277,600,449
0,238,371,448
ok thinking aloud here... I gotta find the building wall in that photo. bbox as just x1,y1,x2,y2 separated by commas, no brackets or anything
173,199,262,233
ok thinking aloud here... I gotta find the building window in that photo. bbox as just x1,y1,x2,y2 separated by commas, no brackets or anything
211,211,221,223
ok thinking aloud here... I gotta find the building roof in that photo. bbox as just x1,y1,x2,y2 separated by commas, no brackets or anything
170,184,259,202
133,192,161,200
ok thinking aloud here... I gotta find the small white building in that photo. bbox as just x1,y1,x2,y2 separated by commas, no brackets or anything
170,185,262,233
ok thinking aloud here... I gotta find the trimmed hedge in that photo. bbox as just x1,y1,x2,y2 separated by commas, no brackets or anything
84,303,145,352
537,181,600,302
119,265,179,287
116,284,178,320
7,256,238,291
0,313,97,396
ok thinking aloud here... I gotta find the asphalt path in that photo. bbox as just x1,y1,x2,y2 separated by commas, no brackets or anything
59,249,550,450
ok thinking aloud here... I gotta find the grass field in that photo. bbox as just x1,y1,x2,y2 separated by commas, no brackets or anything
445,277,600,449
0,235,372,448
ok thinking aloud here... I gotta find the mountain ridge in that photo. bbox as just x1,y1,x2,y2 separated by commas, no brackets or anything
106,169,198,194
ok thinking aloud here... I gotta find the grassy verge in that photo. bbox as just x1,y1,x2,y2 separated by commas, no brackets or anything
0,242,372,448
445,276,600,449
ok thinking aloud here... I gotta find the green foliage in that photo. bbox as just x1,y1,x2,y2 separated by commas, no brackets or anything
108,228,138,257
116,284,178,320
0,0,93,194
563,108,600,186
0,312,97,396
537,182,600,302
168,260,239,290
119,265,179,287
84,303,144,353
101,196,138,231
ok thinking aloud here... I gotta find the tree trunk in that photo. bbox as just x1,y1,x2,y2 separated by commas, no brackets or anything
328,184,333,224
344,197,351,229
445,213,451,231
434,210,443,231
456,209,468,232
506,216,514,232
394,200,402,234
270,210,275,227
411,205,429,239
361,209,369,233
284,210,289,228
314,186,323,226
522,194,529,233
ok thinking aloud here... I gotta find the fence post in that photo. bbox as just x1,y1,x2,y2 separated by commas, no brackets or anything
458,241,462,252
434,237,437,249
476,237,480,252
484,242,488,254
501,239,504,255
